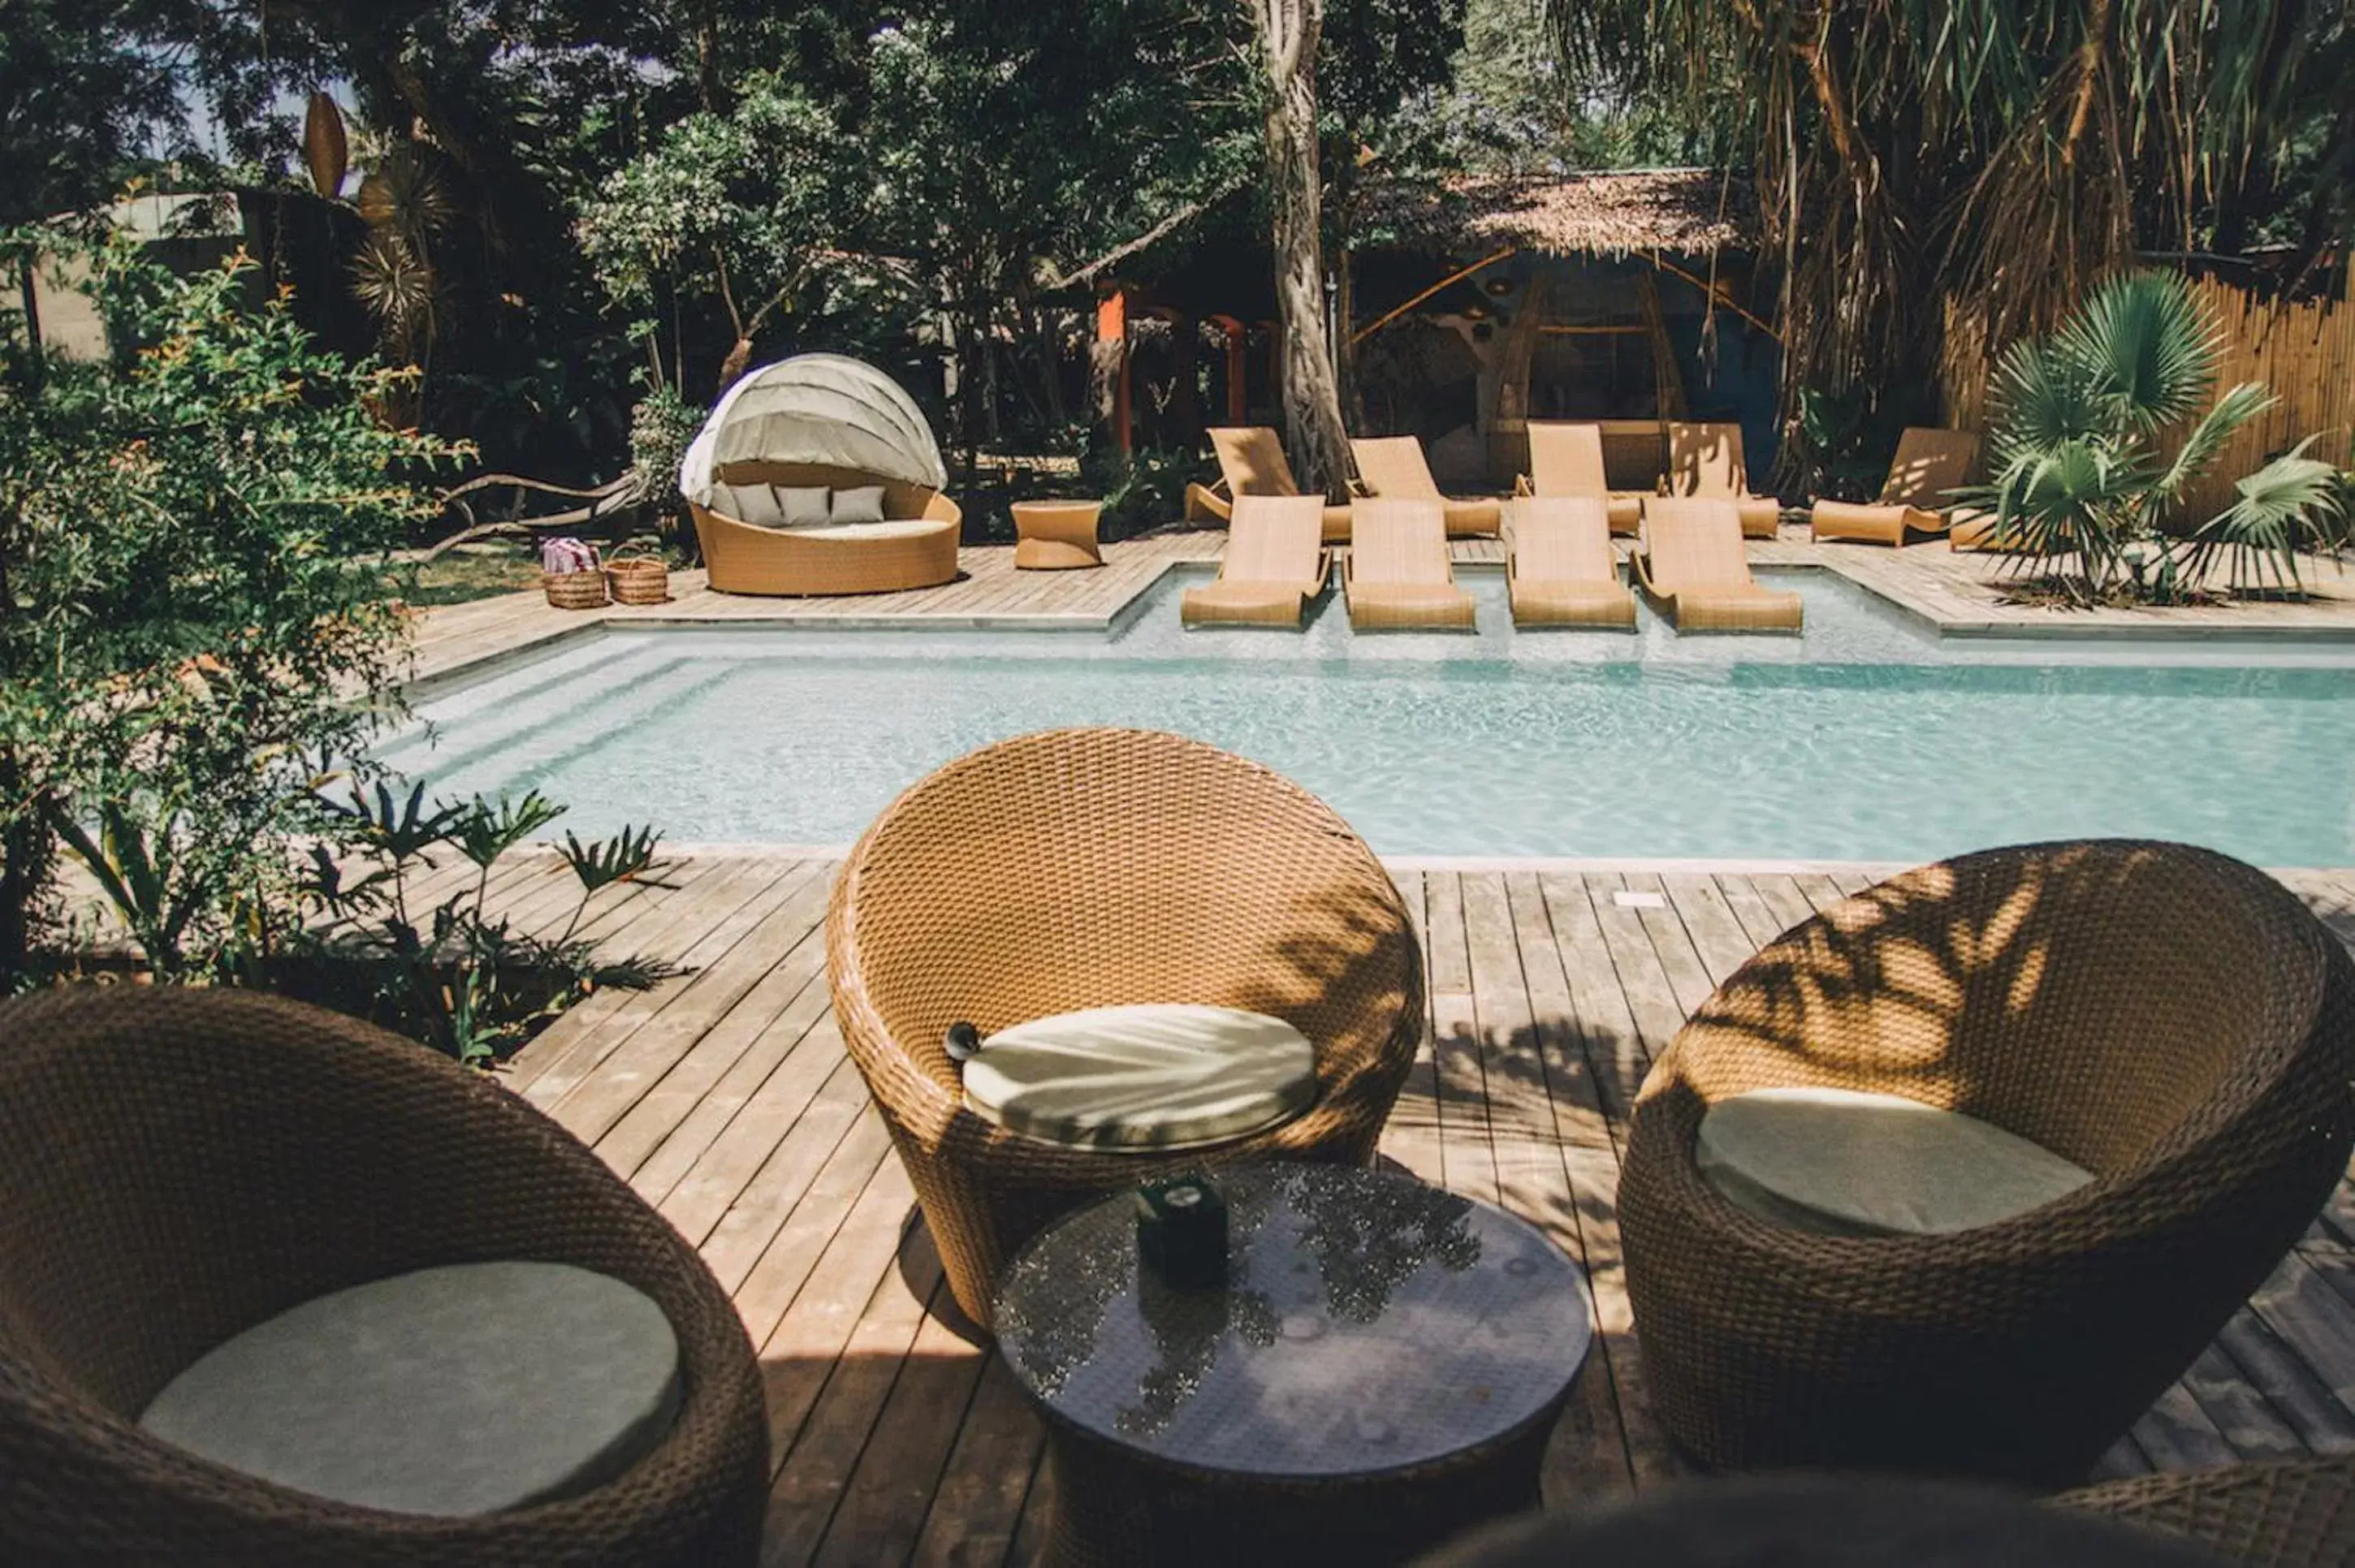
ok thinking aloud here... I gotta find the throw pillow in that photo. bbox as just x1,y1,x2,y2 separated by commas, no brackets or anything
779,486,833,526
830,485,888,524
714,482,784,527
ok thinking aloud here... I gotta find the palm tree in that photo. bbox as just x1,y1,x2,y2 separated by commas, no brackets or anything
1963,271,2344,603
1540,0,2353,484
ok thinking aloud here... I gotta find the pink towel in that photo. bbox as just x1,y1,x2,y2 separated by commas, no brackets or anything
541,538,601,575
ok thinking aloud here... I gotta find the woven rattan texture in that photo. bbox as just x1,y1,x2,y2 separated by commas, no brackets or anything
825,728,1426,1327
2063,1454,2355,1566
1618,840,2355,1486
0,987,767,1566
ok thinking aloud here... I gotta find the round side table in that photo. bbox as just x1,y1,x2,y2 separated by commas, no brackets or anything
1012,500,1104,569
995,1162,1592,1568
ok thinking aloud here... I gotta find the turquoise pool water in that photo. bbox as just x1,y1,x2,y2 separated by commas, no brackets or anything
378,568,2355,865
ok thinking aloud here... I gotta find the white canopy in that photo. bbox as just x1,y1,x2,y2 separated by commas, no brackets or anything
679,354,948,503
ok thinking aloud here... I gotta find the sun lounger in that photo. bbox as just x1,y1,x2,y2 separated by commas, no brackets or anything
1506,498,1637,629
1667,421,1782,539
1348,436,1503,538
1517,421,1645,535
1635,497,1804,632
1948,508,2033,552
1180,495,1330,628
1184,426,1355,543
1345,498,1476,632
1810,428,1983,546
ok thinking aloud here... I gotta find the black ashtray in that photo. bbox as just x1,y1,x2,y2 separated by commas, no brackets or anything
1134,1173,1228,1291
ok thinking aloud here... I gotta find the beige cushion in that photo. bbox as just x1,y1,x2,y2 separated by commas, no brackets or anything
963,1003,1316,1151
140,1261,682,1517
1696,1086,2094,1237
829,484,887,523
714,481,783,526
784,520,948,542
779,485,832,525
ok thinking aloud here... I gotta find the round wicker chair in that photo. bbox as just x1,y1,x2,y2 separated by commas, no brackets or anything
825,727,1427,1328
2062,1454,2355,1566
0,987,767,1566
1618,840,2355,1487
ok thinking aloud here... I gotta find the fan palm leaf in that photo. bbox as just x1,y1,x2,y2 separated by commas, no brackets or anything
2176,437,2347,594
2062,270,2219,433
2148,379,2276,508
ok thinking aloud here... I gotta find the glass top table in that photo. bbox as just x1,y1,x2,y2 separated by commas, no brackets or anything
995,1162,1592,1482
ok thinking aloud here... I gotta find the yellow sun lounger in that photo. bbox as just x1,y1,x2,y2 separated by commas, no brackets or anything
1810,427,1983,546
1517,421,1644,535
1667,421,1782,540
1183,426,1355,543
1635,497,1803,633
1348,435,1502,538
1506,498,1637,629
1345,498,1476,632
1180,495,1330,628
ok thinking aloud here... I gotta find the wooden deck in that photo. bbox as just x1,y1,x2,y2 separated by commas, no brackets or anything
406,526,2355,691
481,849,2355,1566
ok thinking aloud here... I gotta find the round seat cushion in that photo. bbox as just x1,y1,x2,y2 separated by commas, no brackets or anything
139,1261,682,1516
961,1003,1317,1151
1695,1086,2095,1238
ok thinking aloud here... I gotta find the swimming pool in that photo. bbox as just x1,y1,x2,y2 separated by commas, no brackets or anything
378,568,2355,866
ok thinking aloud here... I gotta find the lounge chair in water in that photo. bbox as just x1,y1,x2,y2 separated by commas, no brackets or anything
1810,428,1984,546
1518,421,1645,535
1506,498,1638,630
1635,498,1804,633
1667,421,1782,539
1180,495,1329,629
1348,435,1503,538
1184,426,1355,543
1345,498,1476,632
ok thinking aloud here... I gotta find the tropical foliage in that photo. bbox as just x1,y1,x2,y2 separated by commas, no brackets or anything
1544,0,2355,483
1964,271,2346,603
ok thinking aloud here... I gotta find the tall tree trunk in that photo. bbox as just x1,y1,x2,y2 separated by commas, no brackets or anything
1247,0,1349,497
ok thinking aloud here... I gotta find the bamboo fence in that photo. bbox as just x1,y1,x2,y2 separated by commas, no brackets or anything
1943,269,2355,523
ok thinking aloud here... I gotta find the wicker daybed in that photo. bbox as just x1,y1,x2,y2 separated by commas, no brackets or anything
0,987,767,1565
1618,840,2355,1487
681,354,963,597
824,728,1427,1328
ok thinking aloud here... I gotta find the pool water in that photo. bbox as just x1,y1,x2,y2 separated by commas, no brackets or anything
378,568,2355,866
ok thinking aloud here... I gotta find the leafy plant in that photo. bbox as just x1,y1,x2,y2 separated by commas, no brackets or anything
628,385,704,526
1960,271,2346,604
305,784,674,1065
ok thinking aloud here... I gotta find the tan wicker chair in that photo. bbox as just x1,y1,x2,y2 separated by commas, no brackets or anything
1620,840,2355,1487
1810,428,1984,546
1505,497,1637,629
1634,498,1803,632
1185,427,1355,543
1180,494,1329,628
690,460,962,595
1666,421,1782,539
0,987,767,1566
825,728,1426,1328
1349,435,1504,538
1515,421,1646,535
1346,497,1478,631
2061,1454,2355,1566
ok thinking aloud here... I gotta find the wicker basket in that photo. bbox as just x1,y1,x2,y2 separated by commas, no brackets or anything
543,568,609,610
605,547,671,606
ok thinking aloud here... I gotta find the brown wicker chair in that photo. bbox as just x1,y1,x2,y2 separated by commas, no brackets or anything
2061,1454,2355,1566
1619,840,2355,1487
825,728,1427,1328
0,987,767,1566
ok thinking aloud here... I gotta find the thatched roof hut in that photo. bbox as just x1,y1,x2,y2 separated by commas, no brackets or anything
1368,169,1759,258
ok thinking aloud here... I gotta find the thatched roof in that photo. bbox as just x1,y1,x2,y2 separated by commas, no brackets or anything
1369,170,1757,257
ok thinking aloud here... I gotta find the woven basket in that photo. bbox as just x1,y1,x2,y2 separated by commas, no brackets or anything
605,547,671,606
543,568,609,610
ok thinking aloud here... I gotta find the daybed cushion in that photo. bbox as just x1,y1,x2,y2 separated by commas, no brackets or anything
783,520,944,542
139,1260,683,1517
1695,1086,2094,1237
830,484,888,524
962,1002,1316,1151
714,481,784,526
779,485,833,526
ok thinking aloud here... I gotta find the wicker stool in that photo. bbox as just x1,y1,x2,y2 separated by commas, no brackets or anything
0,987,767,1565
2062,1454,2355,1567
1012,500,1104,568
1619,840,2355,1486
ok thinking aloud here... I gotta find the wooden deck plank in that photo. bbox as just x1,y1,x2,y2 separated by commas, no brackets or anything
905,1359,1046,1568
